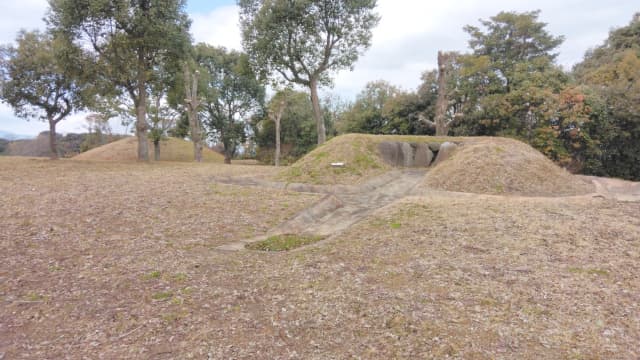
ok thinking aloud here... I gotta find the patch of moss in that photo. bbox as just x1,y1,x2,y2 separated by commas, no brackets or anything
587,269,609,276
568,267,609,276
145,270,161,280
314,151,329,159
24,292,47,302
246,234,325,251
173,273,187,282
152,291,173,300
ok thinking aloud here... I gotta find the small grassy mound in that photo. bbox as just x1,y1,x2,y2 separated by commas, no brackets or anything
278,134,456,185
423,137,595,196
245,234,325,251
73,137,224,162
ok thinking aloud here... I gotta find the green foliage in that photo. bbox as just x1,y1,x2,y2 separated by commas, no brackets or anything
245,234,325,251
169,113,190,139
152,291,173,300
572,14,640,180
452,11,566,138
48,0,192,160
239,0,379,87
0,30,83,158
253,89,319,163
239,0,380,144
194,44,265,163
338,80,432,135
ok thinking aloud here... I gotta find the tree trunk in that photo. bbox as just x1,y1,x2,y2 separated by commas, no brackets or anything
435,51,450,136
136,62,149,161
309,78,326,145
273,97,286,167
48,118,59,160
275,116,281,167
153,140,160,161
224,148,232,164
136,96,149,161
184,67,203,162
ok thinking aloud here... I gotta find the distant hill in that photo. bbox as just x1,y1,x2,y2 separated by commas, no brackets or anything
73,136,225,162
0,130,33,141
1,131,126,157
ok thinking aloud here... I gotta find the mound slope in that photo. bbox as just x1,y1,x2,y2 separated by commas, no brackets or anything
423,137,595,196
278,134,457,185
73,137,224,162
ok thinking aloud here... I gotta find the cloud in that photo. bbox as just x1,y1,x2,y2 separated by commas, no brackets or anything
1,0,638,135
190,5,242,50
330,0,639,98
0,0,48,44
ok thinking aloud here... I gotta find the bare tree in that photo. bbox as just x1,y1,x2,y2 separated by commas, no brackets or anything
268,92,289,167
183,67,203,162
435,51,453,136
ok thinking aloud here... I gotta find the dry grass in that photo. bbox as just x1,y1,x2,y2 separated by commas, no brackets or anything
1,156,639,359
424,137,595,196
303,194,640,358
72,137,225,162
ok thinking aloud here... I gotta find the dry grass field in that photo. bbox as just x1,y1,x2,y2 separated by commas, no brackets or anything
1,135,639,359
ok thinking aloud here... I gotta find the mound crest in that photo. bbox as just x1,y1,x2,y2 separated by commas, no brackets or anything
278,134,456,185
280,134,593,196
423,137,595,196
73,137,224,162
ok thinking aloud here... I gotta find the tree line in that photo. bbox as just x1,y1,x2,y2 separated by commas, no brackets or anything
0,0,377,162
0,2,638,181
337,11,640,181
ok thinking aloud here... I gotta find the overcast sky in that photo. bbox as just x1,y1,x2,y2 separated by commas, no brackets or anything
0,0,637,136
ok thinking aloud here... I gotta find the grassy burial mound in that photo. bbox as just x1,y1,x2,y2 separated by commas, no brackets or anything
278,133,459,185
73,137,224,162
423,137,595,196
279,134,593,196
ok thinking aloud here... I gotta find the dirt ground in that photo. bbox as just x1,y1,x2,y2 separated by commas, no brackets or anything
1,157,639,359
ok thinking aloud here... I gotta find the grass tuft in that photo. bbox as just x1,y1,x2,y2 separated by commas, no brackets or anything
245,234,325,251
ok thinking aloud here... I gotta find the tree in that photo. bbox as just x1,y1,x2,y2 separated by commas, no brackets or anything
463,10,564,93
48,0,191,161
267,89,292,167
450,11,566,139
433,51,458,136
239,0,379,145
0,30,82,159
252,89,317,164
339,80,428,135
168,112,190,139
81,113,112,152
147,86,179,161
182,66,204,162
195,45,264,164
573,13,640,180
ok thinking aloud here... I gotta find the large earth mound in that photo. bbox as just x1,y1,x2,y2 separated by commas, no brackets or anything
278,134,457,185
280,134,594,196
423,137,595,196
73,137,224,162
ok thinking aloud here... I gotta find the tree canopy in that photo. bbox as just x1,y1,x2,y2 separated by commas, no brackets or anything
47,0,192,161
195,44,265,164
0,30,83,159
571,13,640,179
239,0,379,145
